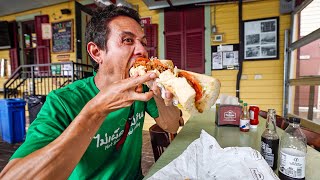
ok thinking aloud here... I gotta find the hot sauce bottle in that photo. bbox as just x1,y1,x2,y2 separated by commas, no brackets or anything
239,103,250,132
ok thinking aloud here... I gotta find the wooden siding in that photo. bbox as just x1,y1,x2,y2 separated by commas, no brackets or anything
0,1,76,64
212,3,239,45
211,0,291,115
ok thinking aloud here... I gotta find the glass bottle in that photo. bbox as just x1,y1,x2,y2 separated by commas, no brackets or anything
239,99,244,108
260,109,279,170
239,103,250,132
279,117,307,180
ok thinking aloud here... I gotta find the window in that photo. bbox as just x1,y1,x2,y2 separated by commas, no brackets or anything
286,0,320,127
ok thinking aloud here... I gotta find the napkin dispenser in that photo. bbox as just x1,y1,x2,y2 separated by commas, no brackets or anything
215,104,241,126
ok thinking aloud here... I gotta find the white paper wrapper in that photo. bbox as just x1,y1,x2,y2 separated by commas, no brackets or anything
148,130,279,180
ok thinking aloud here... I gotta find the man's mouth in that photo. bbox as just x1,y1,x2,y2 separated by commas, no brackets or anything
127,58,136,78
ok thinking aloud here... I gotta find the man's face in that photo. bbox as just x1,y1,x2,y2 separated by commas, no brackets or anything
99,16,148,81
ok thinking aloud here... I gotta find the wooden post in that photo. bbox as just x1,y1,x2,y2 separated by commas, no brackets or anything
308,85,315,120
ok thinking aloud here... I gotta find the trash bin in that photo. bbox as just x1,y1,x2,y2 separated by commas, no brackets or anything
27,95,46,124
0,98,26,144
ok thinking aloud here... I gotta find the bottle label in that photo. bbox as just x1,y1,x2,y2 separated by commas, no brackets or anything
279,148,306,179
240,119,250,130
261,137,279,169
250,110,254,120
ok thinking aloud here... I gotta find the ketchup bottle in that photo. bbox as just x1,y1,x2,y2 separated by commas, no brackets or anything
249,106,259,129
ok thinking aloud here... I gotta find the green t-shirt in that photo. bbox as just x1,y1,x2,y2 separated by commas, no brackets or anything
10,76,159,179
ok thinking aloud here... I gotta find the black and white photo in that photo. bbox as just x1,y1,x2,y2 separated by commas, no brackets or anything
261,33,276,44
246,46,260,58
212,52,223,70
261,45,276,57
246,34,260,45
244,17,278,60
261,21,276,32
223,51,239,67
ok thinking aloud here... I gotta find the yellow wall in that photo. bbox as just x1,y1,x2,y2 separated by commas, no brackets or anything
0,1,77,64
128,0,160,25
211,0,290,115
0,1,77,92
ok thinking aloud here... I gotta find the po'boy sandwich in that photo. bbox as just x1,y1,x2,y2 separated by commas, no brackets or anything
130,57,220,114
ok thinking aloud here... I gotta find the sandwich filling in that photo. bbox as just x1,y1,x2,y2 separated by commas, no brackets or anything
131,57,204,112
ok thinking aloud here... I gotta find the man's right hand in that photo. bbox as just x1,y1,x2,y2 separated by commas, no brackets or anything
91,72,157,116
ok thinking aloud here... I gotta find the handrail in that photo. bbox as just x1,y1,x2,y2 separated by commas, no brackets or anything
3,61,93,99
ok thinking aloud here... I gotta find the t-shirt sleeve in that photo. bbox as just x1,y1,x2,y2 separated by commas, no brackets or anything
143,85,159,119
10,91,71,160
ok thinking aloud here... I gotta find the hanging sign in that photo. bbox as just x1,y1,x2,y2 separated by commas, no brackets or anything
141,17,151,27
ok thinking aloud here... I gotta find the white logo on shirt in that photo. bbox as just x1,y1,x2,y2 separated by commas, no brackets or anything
93,112,144,150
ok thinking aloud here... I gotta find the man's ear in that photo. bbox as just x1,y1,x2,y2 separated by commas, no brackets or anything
87,42,102,64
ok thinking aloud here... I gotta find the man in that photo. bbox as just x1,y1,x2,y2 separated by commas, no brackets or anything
0,5,180,179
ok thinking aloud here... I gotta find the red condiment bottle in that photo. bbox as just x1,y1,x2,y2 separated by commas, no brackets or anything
249,106,260,129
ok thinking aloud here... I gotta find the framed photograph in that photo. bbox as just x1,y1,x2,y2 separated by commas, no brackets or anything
243,17,279,60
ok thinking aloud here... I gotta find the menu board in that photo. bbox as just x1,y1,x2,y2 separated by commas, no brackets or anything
51,20,73,53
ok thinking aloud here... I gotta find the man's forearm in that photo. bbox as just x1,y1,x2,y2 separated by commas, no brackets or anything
153,96,181,133
0,100,107,179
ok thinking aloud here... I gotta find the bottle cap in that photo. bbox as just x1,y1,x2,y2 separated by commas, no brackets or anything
289,117,300,124
239,100,243,103
244,103,247,106
267,109,276,114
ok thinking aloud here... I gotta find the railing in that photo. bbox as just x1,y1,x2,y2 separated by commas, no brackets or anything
4,62,93,99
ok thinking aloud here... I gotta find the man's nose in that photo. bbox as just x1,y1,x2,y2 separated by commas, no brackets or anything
134,41,148,57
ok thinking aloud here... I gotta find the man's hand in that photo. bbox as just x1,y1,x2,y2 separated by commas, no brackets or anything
149,80,174,106
92,72,157,116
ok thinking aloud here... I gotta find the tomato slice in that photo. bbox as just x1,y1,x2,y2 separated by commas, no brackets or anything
178,71,203,102
134,57,150,67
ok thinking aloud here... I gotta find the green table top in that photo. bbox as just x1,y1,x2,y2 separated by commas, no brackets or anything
145,110,320,179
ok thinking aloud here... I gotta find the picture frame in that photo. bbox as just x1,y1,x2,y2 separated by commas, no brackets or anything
243,17,279,60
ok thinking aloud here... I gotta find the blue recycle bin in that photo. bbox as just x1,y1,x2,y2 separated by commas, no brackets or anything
0,98,26,144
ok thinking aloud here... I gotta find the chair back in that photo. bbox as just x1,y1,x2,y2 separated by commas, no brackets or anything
259,110,288,130
301,128,320,151
259,110,320,151
149,124,171,161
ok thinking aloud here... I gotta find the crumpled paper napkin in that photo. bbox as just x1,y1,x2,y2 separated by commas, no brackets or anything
148,130,279,180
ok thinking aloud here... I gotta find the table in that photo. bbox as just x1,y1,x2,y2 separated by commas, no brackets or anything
145,110,320,179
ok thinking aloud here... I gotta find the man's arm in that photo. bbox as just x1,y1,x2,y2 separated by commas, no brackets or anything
0,73,157,179
153,95,181,134
0,101,108,179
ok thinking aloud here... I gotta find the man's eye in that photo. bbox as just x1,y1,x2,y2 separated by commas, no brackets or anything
142,42,147,47
123,38,134,44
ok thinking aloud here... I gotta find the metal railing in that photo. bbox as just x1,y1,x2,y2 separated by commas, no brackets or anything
4,62,93,99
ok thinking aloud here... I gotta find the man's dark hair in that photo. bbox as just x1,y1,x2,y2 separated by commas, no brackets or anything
85,5,141,72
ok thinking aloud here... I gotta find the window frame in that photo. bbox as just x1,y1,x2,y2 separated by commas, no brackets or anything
285,0,320,133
